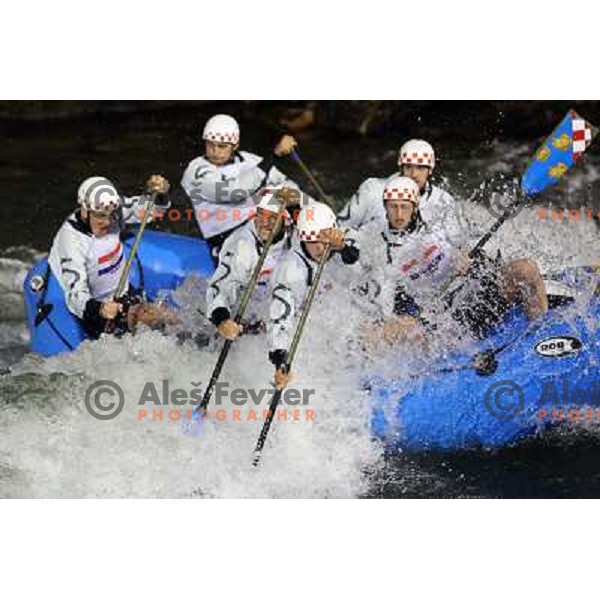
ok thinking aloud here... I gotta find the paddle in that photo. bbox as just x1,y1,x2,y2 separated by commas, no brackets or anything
252,148,337,466
471,109,598,257
116,194,156,298
105,192,157,333
290,149,334,206
434,110,598,303
196,200,287,412
252,244,332,467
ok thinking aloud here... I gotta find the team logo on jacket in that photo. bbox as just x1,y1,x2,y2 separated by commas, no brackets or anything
401,244,443,280
97,242,123,276
534,336,583,358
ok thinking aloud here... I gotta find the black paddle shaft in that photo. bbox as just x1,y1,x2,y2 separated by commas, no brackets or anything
252,373,286,466
468,200,523,259
199,208,286,411
199,338,233,410
252,149,338,466
252,245,332,466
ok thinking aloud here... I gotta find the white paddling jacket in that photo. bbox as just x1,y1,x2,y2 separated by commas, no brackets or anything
338,176,462,244
206,220,292,328
356,219,460,319
48,194,170,323
181,150,308,239
267,233,360,368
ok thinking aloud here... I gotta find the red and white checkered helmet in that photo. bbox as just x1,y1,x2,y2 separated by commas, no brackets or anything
383,176,420,205
77,176,121,212
399,139,435,169
297,202,337,242
202,114,240,145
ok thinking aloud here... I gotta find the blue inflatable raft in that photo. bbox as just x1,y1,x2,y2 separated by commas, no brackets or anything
23,233,599,453
23,230,214,356
369,292,600,452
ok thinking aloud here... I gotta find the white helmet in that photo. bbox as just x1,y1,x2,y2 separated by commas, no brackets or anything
383,176,420,205
257,188,286,215
399,139,435,169
297,202,337,242
77,177,121,212
202,114,240,145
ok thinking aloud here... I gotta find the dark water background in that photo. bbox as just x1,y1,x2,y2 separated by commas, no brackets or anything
3,100,599,251
1,100,599,498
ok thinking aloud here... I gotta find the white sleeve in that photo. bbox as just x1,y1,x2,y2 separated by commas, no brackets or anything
350,265,390,319
49,227,92,319
350,225,395,317
121,194,171,225
337,178,380,229
181,157,266,205
206,235,255,319
265,165,301,191
268,257,307,353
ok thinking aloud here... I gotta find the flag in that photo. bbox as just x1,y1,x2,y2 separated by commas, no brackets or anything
521,109,598,197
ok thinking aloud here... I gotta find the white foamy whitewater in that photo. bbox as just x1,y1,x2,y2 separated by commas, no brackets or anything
1,145,599,498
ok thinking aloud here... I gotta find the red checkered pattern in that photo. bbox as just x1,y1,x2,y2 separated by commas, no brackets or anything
400,151,434,168
92,193,120,211
383,186,418,204
572,118,593,161
204,131,239,144
102,198,119,210
299,229,320,242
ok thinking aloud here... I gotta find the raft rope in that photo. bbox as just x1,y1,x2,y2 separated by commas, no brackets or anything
34,264,76,352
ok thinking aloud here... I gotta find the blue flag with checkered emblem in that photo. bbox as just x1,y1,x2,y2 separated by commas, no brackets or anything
521,110,598,197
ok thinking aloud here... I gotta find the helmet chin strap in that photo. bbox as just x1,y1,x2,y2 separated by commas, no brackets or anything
300,241,322,262
300,241,312,260
80,207,91,227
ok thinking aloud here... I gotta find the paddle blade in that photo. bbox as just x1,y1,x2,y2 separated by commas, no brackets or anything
181,408,209,437
521,110,598,197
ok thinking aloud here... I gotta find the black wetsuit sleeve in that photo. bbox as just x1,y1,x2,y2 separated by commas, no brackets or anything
269,349,289,369
154,192,170,208
210,307,231,327
82,299,107,339
341,244,360,265
393,285,421,317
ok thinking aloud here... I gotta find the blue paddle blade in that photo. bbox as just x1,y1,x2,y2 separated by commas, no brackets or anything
181,408,209,437
521,110,598,197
